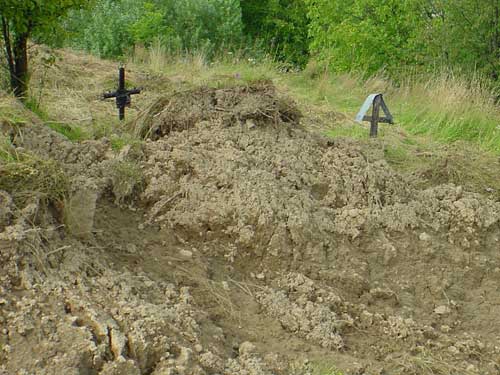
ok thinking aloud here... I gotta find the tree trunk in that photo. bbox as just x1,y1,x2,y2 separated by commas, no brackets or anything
1,17,16,92
12,32,29,98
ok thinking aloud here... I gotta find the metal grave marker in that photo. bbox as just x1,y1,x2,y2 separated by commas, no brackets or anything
355,93,393,137
102,66,142,121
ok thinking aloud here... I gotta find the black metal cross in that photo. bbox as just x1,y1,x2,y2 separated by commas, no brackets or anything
102,67,142,121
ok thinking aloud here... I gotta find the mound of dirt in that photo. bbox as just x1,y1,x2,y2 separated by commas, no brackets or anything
134,80,301,140
138,82,500,373
1,81,500,375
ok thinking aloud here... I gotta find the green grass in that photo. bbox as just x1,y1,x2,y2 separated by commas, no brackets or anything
2,94,90,143
310,362,344,375
0,135,18,162
47,122,87,141
326,125,369,140
24,97,48,119
0,95,30,125
20,45,500,156
197,56,500,155
31,45,500,155
277,67,500,154
383,144,410,166
110,134,143,151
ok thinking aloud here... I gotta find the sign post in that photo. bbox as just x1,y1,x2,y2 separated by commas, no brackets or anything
355,93,393,137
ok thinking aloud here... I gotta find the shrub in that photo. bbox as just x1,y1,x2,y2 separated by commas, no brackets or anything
62,0,243,59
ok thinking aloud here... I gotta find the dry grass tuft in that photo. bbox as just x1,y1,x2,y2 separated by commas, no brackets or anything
0,153,69,205
109,160,144,205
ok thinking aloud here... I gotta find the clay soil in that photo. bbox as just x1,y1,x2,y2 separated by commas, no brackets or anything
1,81,500,375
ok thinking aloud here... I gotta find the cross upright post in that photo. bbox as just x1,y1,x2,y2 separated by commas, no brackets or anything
118,67,126,120
370,94,382,137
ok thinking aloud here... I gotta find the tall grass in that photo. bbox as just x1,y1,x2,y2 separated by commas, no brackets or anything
128,42,500,152
395,73,500,151
129,39,205,74
279,63,500,153
130,40,276,86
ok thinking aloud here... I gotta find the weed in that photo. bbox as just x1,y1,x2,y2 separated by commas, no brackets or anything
383,144,410,166
89,120,117,139
0,94,29,125
110,133,142,151
309,362,344,375
47,122,87,142
24,97,49,120
22,45,500,156
109,160,143,204
416,143,500,196
2,90,89,143
325,123,375,140
0,135,18,162
264,64,500,154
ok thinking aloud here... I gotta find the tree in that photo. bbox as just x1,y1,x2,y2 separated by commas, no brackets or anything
419,0,500,79
306,0,424,75
0,0,90,98
62,0,242,60
241,0,310,66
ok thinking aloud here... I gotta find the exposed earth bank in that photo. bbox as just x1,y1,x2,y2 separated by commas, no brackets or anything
1,83,499,375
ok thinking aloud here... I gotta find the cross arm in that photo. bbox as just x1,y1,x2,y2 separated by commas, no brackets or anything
127,87,142,95
102,91,118,99
362,115,394,124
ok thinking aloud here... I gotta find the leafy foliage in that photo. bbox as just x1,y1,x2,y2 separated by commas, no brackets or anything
63,0,243,58
306,0,500,79
4,0,500,92
63,0,140,58
0,0,90,96
0,0,89,34
306,0,424,75
418,0,500,79
241,0,310,66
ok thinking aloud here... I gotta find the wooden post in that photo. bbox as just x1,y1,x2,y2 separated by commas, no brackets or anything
370,95,381,137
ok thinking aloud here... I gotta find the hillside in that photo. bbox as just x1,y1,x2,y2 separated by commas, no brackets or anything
1,48,500,375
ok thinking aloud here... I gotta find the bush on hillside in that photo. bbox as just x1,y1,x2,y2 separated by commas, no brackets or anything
61,0,243,59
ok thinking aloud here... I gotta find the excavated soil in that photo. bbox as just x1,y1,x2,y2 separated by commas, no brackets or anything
134,80,301,140
1,83,500,375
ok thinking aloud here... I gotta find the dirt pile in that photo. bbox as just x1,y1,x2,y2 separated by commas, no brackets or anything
140,94,500,263
134,80,301,140
1,81,500,375
0,198,284,375
138,82,500,373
